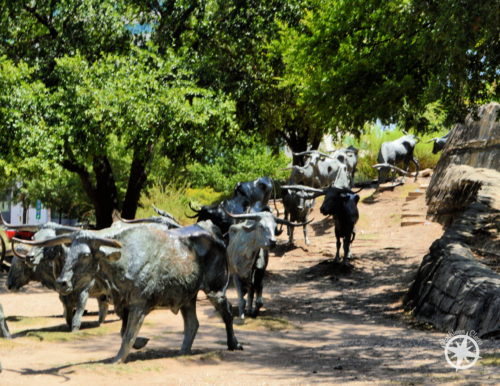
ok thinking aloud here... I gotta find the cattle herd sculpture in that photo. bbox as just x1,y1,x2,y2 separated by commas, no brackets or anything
0,132,449,363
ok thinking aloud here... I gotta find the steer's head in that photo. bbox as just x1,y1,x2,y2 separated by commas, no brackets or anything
224,209,310,249
251,213,278,250
6,256,33,292
12,231,121,295
8,224,82,290
320,187,360,217
57,233,122,295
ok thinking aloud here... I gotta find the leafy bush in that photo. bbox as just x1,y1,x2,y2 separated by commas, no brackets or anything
186,142,289,193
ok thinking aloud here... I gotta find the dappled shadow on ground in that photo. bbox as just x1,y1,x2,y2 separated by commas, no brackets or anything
210,323,468,384
271,242,308,258
265,249,416,325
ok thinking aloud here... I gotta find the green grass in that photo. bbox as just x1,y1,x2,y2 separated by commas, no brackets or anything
481,353,500,366
20,323,118,343
136,183,226,225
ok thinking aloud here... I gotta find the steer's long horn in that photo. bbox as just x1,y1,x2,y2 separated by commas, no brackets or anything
281,185,326,198
51,224,82,233
371,163,408,175
281,185,323,193
12,234,73,248
0,213,42,232
11,239,29,260
152,205,177,221
188,202,201,214
223,208,262,222
92,237,122,249
293,150,332,158
274,216,313,228
425,138,438,143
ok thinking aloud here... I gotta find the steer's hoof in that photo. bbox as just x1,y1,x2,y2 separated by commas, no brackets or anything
109,355,125,364
133,337,149,350
234,317,244,325
178,348,192,356
229,342,243,351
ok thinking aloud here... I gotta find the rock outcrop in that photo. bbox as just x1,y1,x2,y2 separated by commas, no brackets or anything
405,102,500,337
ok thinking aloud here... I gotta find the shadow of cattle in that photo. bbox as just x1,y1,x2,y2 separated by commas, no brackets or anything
310,216,334,237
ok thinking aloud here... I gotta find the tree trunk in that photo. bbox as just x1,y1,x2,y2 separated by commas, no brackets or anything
61,154,119,229
21,195,29,224
285,128,317,166
92,156,120,229
121,144,155,220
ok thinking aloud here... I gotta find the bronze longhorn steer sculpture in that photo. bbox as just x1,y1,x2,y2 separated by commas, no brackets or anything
278,185,316,245
375,134,420,186
224,209,310,318
426,129,451,154
4,215,112,332
13,222,242,363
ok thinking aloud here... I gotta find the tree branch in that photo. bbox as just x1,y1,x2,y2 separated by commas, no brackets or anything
22,4,58,39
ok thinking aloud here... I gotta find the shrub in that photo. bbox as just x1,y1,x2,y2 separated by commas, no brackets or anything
186,142,289,193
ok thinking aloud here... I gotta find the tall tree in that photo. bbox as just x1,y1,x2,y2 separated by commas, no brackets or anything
133,0,324,156
279,0,499,133
0,0,237,228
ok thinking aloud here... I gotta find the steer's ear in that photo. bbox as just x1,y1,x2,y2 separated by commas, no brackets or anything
354,194,360,204
96,246,122,261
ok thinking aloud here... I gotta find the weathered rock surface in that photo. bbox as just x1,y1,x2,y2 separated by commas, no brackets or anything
405,102,500,337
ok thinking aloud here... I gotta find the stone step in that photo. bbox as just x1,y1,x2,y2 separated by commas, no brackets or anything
408,191,425,197
401,213,423,218
404,191,425,202
401,219,427,227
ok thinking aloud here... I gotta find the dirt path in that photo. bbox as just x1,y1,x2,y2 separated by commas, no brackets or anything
1,175,499,385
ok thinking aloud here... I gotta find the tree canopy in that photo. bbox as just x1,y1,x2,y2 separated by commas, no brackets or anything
279,0,499,134
0,0,498,227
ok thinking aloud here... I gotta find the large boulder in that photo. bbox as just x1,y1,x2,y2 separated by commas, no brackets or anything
405,102,500,337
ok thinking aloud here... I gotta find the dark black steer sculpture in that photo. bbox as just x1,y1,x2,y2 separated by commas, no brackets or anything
233,176,273,207
319,188,360,264
280,185,315,245
426,130,451,154
284,186,360,265
15,222,242,363
186,176,274,237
